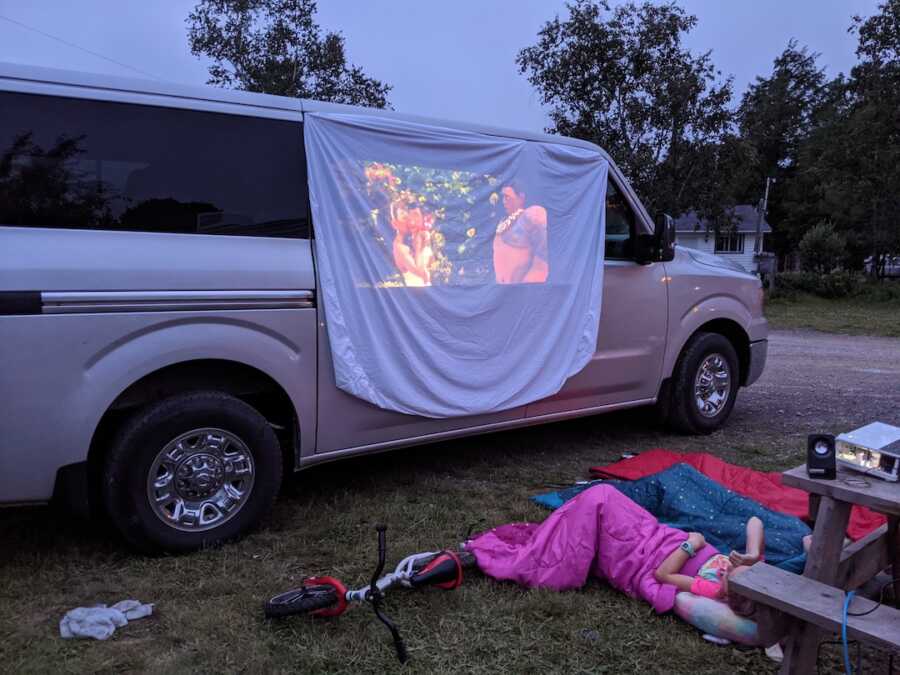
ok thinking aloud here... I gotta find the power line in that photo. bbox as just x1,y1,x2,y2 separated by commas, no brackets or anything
0,13,161,80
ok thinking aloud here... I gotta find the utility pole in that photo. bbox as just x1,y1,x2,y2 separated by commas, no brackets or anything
754,177,776,288
754,176,773,255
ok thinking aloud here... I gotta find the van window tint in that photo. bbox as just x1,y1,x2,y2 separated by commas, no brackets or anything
0,92,308,238
605,177,635,259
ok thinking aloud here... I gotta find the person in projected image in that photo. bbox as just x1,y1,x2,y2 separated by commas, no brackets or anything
389,193,434,286
493,180,548,284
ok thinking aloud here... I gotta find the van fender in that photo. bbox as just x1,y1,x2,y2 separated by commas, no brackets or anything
662,294,752,379
80,316,314,463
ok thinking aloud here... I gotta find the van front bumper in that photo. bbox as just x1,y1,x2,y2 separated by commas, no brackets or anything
744,339,768,386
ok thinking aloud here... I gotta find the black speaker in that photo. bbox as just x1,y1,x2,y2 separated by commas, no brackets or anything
807,434,836,480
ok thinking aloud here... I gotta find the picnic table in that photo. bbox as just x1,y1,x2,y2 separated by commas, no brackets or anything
730,463,900,674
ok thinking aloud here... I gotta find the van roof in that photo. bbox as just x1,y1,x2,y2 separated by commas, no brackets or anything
0,61,608,159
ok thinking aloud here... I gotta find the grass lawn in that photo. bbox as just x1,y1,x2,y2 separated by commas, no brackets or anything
765,292,900,337
0,409,877,675
5,326,900,674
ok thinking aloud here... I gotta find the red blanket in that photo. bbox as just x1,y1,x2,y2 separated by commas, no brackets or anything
589,449,884,541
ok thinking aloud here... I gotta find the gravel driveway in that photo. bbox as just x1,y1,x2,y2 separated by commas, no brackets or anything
728,329,900,444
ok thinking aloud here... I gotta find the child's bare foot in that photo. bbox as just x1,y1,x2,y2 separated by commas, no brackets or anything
729,550,761,567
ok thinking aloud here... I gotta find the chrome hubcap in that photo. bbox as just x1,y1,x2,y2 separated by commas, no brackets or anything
694,353,731,418
147,428,255,532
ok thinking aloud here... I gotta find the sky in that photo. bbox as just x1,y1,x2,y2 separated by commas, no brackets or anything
0,1,883,133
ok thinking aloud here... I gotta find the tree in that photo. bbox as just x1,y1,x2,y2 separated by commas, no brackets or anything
187,0,391,108
736,41,828,262
845,0,900,276
516,1,735,220
0,132,112,228
798,222,846,273
788,1,900,276
738,41,826,183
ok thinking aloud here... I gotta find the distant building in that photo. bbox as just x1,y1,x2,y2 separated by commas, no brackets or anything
674,205,772,273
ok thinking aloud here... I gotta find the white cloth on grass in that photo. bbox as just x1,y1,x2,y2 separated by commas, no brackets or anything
765,643,784,663
59,600,154,640
305,113,609,417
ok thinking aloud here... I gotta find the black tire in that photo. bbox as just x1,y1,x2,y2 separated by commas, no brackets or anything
667,332,740,435
265,585,339,618
103,391,283,554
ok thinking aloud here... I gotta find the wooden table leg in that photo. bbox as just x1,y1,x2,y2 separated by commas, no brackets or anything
889,516,900,607
780,496,852,675
808,493,821,523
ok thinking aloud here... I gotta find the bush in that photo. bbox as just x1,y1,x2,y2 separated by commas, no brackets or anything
856,279,900,302
774,271,858,298
798,222,847,273
770,272,900,301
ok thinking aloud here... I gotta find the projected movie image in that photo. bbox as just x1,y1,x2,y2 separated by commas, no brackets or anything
362,162,548,287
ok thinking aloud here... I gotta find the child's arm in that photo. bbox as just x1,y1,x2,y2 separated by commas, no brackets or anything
654,531,706,591
655,571,695,593
729,516,765,567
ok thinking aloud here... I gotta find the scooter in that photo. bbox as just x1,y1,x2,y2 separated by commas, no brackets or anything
265,525,477,663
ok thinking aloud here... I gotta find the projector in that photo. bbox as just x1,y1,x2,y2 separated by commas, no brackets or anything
836,422,900,482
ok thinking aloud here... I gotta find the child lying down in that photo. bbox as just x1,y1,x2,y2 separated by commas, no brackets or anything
466,484,810,645
655,516,809,600
534,463,812,574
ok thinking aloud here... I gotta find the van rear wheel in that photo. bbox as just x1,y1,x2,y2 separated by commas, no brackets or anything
667,332,739,435
103,391,282,553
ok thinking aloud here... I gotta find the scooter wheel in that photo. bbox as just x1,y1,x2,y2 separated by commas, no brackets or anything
265,584,340,618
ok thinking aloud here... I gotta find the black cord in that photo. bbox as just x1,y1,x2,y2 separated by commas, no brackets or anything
813,578,900,675
847,578,898,617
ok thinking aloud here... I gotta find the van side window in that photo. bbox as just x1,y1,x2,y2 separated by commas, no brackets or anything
605,177,635,260
0,92,308,238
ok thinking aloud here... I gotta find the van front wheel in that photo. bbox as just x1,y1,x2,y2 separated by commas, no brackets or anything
103,391,282,553
668,332,739,435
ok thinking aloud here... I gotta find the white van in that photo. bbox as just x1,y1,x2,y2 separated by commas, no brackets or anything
0,64,767,552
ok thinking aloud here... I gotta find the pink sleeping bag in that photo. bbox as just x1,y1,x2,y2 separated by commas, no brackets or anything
466,484,698,613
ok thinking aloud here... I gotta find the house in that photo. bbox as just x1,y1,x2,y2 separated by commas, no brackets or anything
674,205,772,273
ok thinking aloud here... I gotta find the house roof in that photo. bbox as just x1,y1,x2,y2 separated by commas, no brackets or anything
674,205,772,234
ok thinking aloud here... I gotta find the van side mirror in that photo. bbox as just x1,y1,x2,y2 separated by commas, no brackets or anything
633,214,676,264
633,234,656,265
656,213,676,262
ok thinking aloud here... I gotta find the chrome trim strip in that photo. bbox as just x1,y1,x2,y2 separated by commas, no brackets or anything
299,397,656,469
41,290,315,314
